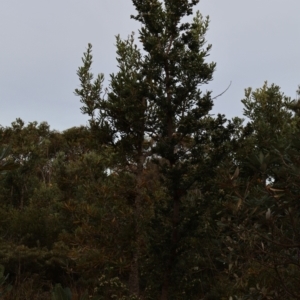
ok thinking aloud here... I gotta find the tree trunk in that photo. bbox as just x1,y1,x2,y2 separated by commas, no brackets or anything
20,185,24,209
160,190,181,300
129,157,144,297
129,249,140,297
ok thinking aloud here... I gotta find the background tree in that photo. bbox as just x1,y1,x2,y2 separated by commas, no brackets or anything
215,83,300,299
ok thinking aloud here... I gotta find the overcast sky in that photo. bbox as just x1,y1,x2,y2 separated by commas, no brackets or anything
1,0,300,131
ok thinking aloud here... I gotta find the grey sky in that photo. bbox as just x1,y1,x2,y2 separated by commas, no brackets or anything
1,0,299,131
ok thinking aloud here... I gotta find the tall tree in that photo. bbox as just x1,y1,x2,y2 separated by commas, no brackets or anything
131,1,234,298
75,1,234,298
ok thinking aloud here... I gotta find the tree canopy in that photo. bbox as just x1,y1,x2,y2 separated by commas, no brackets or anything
0,1,299,299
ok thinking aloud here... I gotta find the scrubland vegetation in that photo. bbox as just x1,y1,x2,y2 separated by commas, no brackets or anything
1,1,300,299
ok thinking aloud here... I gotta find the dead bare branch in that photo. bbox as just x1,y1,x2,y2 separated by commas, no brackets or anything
212,81,232,100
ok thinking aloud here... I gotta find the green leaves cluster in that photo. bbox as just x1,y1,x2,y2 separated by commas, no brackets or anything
0,1,300,299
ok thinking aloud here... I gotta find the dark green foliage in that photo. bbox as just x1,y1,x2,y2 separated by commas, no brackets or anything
52,284,72,300
212,83,300,299
0,146,18,175
74,1,237,298
0,2,299,300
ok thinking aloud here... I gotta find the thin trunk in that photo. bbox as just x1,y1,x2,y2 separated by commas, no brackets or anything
160,56,179,299
129,246,140,297
160,190,181,300
10,186,13,206
129,155,144,297
20,185,24,209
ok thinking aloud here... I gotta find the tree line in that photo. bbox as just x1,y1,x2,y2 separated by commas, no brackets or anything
1,0,300,299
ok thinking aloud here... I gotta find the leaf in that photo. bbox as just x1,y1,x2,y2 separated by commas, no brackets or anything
236,198,242,210
266,208,271,220
52,284,72,300
230,166,239,180
268,187,284,192
258,152,264,164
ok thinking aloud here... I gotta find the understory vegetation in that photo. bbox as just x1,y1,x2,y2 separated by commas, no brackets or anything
1,1,300,299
